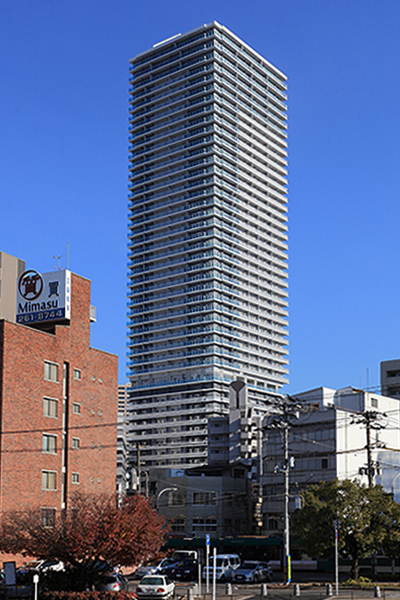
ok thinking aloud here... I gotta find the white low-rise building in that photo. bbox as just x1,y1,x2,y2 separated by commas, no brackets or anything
262,386,400,533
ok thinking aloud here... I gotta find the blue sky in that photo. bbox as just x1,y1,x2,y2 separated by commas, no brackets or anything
1,0,400,394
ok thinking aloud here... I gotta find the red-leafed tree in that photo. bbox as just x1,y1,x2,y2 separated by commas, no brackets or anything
0,493,168,590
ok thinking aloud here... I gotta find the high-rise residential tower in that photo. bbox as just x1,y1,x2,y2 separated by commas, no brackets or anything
128,22,288,470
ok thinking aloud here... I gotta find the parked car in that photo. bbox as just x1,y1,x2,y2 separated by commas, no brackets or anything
202,554,240,582
136,575,175,599
170,550,198,561
98,572,128,592
233,561,272,583
165,559,198,581
134,558,177,579
19,560,65,573
155,558,179,574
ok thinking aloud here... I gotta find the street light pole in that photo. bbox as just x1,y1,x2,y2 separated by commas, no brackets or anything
333,519,340,595
283,424,291,585
156,487,178,511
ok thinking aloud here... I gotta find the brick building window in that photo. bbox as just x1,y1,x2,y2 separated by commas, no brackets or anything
43,397,58,418
42,470,56,490
44,361,58,382
72,472,80,484
72,403,81,414
72,437,80,449
73,369,81,380
42,434,57,454
41,508,56,527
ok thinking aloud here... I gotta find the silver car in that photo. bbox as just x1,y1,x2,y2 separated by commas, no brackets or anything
233,561,272,583
98,572,128,592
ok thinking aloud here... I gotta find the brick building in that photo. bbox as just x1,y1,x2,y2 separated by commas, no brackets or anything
0,270,118,521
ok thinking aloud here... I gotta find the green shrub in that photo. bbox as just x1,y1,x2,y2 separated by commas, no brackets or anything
343,576,372,587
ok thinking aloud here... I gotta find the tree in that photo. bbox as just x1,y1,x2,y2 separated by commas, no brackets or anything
292,479,400,580
0,492,168,590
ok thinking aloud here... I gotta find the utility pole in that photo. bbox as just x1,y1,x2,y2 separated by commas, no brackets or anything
265,395,302,585
283,423,290,584
352,407,387,581
366,412,373,488
352,410,387,487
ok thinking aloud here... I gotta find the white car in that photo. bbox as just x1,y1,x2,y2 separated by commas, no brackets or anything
202,554,241,582
136,575,175,599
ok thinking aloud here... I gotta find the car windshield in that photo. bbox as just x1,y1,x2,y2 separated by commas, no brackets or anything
141,577,164,585
240,562,258,569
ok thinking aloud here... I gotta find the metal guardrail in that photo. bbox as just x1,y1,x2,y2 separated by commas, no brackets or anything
187,586,400,600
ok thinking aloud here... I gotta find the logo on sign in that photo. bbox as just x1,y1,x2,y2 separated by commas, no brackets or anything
16,269,70,325
18,270,44,300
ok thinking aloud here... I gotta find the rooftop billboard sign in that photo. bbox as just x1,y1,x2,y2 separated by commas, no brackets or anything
16,269,71,325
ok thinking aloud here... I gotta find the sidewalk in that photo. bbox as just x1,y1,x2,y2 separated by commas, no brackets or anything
184,584,400,600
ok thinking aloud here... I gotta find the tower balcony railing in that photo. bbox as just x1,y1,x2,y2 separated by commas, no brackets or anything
128,177,212,202
213,58,287,112
231,153,287,192
129,97,213,138
131,43,212,83
215,137,287,190
212,182,287,228
128,111,186,141
214,31,287,97
129,79,213,119
129,158,214,192
211,216,287,253
135,208,285,256
213,68,287,129
216,69,287,124
214,169,287,218
213,83,287,141
224,134,288,189
128,323,238,341
128,119,214,155
214,147,288,203
129,374,217,390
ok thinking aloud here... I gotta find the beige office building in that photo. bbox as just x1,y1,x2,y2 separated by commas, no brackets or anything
0,251,25,322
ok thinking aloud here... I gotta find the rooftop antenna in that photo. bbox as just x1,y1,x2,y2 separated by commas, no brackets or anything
53,254,66,270
53,243,70,271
